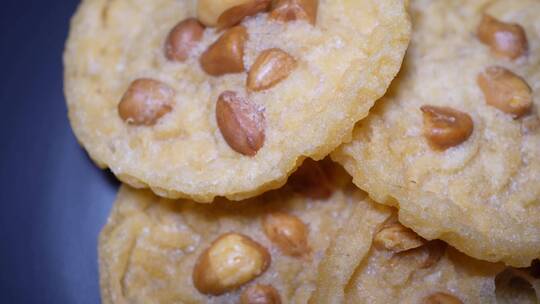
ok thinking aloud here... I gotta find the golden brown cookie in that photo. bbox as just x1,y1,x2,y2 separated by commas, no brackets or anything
64,0,411,202
332,0,540,266
98,161,389,303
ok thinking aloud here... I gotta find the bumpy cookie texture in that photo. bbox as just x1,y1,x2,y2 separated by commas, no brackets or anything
313,208,540,304
99,161,383,303
64,0,411,202
344,232,540,304
309,190,393,304
332,0,540,267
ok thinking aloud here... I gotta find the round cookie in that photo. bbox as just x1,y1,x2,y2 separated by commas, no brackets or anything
64,0,411,202
332,0,540,266
98,161,389,303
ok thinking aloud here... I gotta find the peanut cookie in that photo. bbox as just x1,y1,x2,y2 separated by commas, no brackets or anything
98,161,389,303
64,0,411,202
332,0,540,266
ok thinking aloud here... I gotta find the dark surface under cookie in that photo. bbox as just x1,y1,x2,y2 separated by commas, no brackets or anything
0,1,114,303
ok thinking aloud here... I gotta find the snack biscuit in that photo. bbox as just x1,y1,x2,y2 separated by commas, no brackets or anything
332,0,540,266
98,161,390,303
64,0,411,202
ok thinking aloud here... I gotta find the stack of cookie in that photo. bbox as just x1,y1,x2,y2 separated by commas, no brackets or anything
63,0,540,303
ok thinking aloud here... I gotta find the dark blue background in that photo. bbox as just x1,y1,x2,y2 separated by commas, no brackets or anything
0,1,116,303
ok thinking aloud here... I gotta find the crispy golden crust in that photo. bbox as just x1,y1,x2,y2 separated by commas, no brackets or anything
333,0,540,266
64,0,411,202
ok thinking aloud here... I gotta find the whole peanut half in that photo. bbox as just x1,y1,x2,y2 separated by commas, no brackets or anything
478,66,532,118
247,48,297,92
192,233,271,295
165,18,205,62
216,91,265,156
477,14,528,60
263,212,310,257
421,105,474,150
118,78,174,126
200,26,248,76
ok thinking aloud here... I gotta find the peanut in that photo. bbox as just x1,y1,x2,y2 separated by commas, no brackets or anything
477,14,528,60
200,26,248,76
165,18,205,62
421,105,474,150
263,212,310,257
247,48,297,92
216,91,265,156
478,66,532,118
192,233,271,295
118,79,174,126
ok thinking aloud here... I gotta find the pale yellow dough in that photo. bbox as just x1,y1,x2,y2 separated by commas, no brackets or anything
332,0,540,266
344,231,540,304
98,165,388,303
313,210,540,304
64,0,411,202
